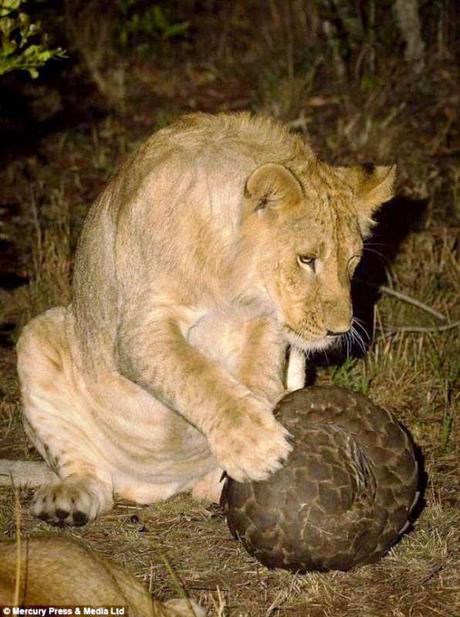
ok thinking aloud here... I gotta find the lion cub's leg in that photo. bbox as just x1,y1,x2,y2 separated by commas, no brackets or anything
188,317,288,503
191,466,224,503
17,307,113,526
285,347,306,391
233,317,286,403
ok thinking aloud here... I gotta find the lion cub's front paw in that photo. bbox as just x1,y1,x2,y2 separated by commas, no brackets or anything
208,397,292,483
32,476,113,526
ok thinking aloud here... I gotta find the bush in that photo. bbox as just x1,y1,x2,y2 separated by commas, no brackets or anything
117,0,189,51
0,0,65,78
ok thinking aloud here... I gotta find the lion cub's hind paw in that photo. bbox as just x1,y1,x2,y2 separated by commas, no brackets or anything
32,477,113,527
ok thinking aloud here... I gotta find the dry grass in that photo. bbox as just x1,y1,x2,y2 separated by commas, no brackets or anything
0,42,459,617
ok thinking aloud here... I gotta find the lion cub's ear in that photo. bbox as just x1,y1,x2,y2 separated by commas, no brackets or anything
337,164,396,214
245,163,304,214
336,164,396,236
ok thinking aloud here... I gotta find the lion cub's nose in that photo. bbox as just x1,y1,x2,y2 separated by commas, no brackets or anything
326,328,350,337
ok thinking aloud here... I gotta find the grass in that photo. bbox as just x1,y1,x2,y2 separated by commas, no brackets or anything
330,358,371,395
0,27,459,617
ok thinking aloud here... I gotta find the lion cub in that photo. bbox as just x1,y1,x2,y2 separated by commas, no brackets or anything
0,112,395,525
0,536,205,616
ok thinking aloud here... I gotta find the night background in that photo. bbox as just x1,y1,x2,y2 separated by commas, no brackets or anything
0,1,459,615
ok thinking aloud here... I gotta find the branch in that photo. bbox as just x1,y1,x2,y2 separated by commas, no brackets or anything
356,279,448,321
379,285,447,321
377,321,460,336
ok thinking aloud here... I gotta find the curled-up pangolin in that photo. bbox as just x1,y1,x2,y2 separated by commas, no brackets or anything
222,385,420,573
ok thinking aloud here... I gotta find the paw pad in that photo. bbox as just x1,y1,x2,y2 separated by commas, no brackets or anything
32,478,110,527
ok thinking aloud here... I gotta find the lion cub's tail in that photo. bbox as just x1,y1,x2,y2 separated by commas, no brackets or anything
0,459,56,487
0,536,206,617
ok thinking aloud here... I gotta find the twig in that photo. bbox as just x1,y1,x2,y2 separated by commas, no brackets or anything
380,285,447,321
148,534,200,617
286,114,309,132
419,563,443,585
357,279,448,321
377,321,460,336
29,185,43,281
209,586,226,617
159,552,200,617
12,475,21,606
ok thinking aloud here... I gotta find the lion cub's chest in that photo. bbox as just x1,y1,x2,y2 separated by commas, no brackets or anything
186,308,262,371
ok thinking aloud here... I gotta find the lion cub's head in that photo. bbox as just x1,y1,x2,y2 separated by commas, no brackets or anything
242,160,395,352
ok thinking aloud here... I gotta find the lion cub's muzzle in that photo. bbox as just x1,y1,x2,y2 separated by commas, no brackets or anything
326,327,351,337
322,298,353,339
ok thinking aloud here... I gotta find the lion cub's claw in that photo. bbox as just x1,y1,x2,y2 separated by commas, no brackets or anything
32,477,112,527
209,400,292,483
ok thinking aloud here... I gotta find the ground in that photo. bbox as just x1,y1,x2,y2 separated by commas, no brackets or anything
0,8,459,615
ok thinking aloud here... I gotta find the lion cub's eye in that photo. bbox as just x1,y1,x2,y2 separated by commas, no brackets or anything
297,255,316,272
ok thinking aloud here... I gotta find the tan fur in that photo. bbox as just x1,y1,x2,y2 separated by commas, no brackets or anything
0,536,205,616
4,112,395,525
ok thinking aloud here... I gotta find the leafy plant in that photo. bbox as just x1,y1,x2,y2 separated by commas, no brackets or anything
331,357,371,395
0,0,65,78
117,0,189,49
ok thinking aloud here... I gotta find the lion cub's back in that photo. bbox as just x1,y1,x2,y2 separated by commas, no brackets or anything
144,111,311,168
